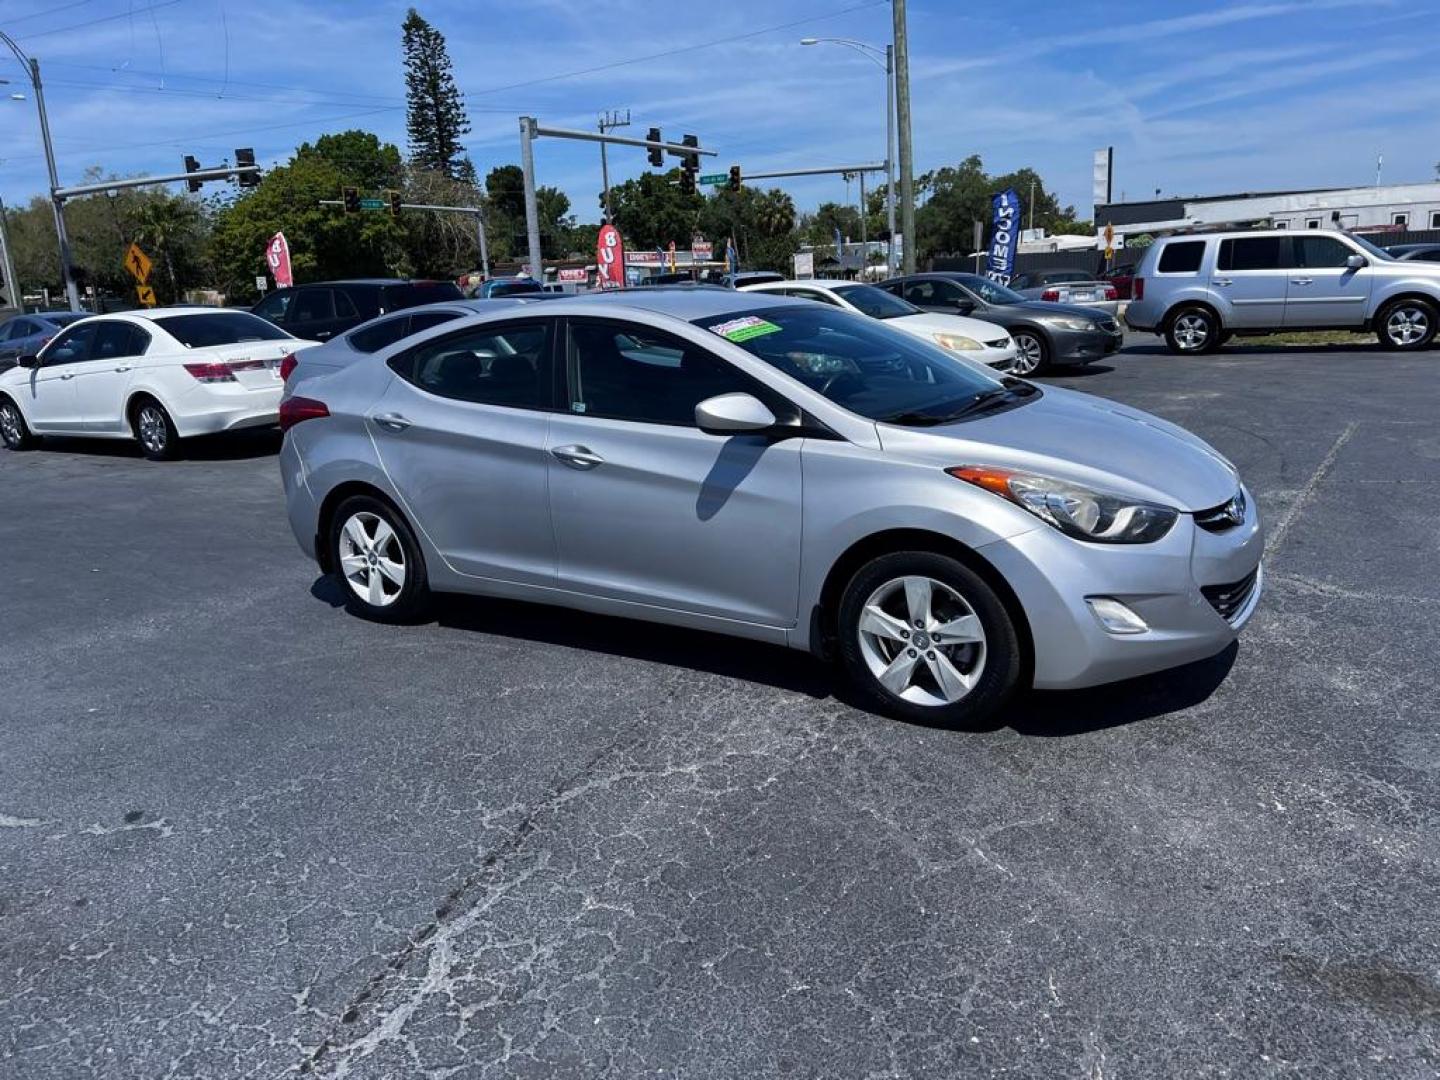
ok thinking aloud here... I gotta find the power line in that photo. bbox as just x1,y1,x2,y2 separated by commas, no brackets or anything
0,0,99,29
44,59,405,104
13,0,185,41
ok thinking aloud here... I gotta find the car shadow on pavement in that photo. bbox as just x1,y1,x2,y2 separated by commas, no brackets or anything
30,428,282,461
1041,363,1115,378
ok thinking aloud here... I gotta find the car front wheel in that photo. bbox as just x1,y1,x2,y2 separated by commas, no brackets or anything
1376,298,1437,351
837,551,1021,728
1165,306,1220,355
330,495,430,623
0,396,37,450
1011,330,1049,375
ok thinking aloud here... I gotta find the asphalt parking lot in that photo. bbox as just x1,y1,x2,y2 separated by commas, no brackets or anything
2,336,1437,1079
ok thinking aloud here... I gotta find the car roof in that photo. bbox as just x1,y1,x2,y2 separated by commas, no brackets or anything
741,278,854,292
533,287,811,322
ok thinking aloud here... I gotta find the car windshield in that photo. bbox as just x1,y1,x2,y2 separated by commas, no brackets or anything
832,283,921,320
1348,234,1396,261
153,312,292,347
954,274,1027,305
694,305,1032,425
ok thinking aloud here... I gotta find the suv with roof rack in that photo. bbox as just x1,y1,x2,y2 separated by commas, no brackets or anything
1125,229,1440,353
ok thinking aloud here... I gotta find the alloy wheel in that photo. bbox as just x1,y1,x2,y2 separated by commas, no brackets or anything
0,402,21,446
1012,333,1043,375
856,574,987,707
1386,305,1430,346
1173,313,1210,351
137,405,169,455
338,512,407,607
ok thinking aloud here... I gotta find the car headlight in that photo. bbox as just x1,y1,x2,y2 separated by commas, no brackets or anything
947,466,1178,543
932,332,983,353
1052,318,1098,332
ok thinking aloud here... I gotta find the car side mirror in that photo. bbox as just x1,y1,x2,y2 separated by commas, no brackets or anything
16,353,39,369
1345,254,1366,270
695,392,777,435
953,298,976,315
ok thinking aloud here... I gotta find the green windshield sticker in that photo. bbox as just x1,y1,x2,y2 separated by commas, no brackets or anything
709,316,782,343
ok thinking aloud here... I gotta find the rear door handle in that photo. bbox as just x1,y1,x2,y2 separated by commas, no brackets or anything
1290,278,1313,286
550,444,605,470
1213,278,1233,287
373,412,412,432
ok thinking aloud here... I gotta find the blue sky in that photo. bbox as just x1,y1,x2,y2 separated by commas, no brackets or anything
2,0,1438,222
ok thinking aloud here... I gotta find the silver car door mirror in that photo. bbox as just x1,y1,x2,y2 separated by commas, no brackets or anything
1346,254,1366,270
695,392,777,435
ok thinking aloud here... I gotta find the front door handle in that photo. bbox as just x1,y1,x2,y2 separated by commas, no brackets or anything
114,364,133,372
59,372,75,380
550,444,605,470
373,412,412,432
1213,278,1233,287
1290,278,1313,286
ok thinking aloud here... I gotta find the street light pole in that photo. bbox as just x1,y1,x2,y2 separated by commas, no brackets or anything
1,33,80,311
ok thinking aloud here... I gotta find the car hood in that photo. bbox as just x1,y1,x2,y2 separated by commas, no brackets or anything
888,311,1011,340
877,385,1239,511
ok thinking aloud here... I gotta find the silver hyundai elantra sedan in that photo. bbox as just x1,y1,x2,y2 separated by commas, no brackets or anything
278,289,1262,726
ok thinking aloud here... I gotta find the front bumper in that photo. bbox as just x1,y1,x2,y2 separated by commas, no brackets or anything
1050,326,1124,366
979,490,1264,690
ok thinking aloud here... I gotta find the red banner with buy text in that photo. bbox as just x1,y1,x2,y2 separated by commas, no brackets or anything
596,224,625,290
266,232,294,289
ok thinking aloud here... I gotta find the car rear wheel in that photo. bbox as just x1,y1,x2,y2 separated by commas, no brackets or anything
132,399,180,461
1011,330,1049,375
1376,298,1437,351
1165,306,1220,355
330,495,430,623
0,396,37,450
837,551,1021,728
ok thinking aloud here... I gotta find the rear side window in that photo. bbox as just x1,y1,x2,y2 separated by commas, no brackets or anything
390,321,551,408
1157,241,1205,273
1218,237,1284,271
348,315,413,355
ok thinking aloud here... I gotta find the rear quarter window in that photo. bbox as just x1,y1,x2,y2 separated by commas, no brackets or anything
1157,241,1206,274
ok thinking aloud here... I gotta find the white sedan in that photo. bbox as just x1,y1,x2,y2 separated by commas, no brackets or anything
0,308,318,460
739,279,1019,371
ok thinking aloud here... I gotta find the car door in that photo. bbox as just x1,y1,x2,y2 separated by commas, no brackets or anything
1212,236,1290,328
21,323,98,431
545,316,803,627
369,318,558,585
1284,234,1372,328
73,320,150,430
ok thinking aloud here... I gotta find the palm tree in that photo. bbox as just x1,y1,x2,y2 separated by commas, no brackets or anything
133,197,202,303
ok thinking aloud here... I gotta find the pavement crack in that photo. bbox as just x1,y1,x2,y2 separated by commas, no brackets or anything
1266,420,1356,556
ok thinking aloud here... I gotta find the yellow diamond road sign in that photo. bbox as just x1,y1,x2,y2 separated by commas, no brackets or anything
136,284,157,307
125,243,152,283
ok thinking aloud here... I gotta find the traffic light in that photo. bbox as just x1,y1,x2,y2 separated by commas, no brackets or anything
728,165,741,193
681,134,699,171
184,154,202,193
679,169,696,196
387,189,402,217
646,127,663,168
342,187,361,214
234,147,259,188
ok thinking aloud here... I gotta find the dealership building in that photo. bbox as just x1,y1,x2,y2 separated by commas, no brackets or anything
1095,181,1440,238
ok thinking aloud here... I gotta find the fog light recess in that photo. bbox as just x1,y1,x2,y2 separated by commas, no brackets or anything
1086,597,1149,635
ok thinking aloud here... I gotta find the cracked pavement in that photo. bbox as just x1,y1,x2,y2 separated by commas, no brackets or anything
1,339,1437,1078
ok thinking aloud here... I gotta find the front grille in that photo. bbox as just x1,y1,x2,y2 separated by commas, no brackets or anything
984,337,1010,348
1202,569,1258,622
1194,490,1246,532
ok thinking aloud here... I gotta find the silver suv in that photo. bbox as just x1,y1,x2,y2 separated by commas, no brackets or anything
1126,230,1440,353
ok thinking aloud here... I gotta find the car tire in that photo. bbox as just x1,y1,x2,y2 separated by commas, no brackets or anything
131,398,181,461
0,396,37,451
1164,306,1221,355
1375,297,1438,351
329,494,431,623
837,551,1022,728
1011,330,1049,375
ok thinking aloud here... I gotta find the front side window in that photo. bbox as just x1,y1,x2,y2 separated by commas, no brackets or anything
1294,236,1356,269
90,321,150,360
41,323,99,366
695,306,1017,426
391,321,551,409
832,283,920,320
153,312,291,347
1218,237,1285,271
1157,241,1206,273
567,320,755,427
254,291,292,321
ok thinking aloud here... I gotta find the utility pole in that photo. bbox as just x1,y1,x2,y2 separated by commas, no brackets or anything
892,0,916,274
0,195,19,311
598,109,630,224
1028,179,1036,233
1,33,80,311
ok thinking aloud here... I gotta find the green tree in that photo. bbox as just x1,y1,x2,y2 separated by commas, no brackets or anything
402,8,471,180
608,169,704,250
912,156,1084,259
799,201,863,247
132,197,207,304
484,165,582,261
698,187,797,273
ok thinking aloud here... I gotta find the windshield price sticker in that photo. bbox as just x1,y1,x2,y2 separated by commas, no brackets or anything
709,316,782,343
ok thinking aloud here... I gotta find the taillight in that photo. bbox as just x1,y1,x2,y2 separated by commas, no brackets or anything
1041,289,1060,302
1103,285,1118,300
183,361,236,383
1133,278,1144,300
279,354,298,381
278,395,329,432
